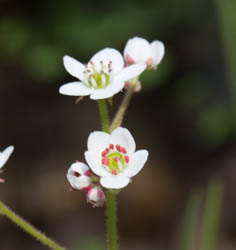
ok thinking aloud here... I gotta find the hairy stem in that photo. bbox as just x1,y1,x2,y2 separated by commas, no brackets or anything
106,192,118,250
97,99,110,133
110,79,138,132
0,200,66,250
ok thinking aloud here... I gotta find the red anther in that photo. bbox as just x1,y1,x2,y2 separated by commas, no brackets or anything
112,169,117,175
125,155,129,163
74,172,80,177
125,54,135,64
102,157,110,166
85,169,92,177
120,147,127,154
109,144,114,149
116,144,121,152
114,157,120,162
102,149,109,157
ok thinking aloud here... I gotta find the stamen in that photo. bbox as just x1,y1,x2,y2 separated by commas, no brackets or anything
125,155,129,163
101,148,109,157
102,157,110,166
109,144,114,149
116,144,121,152
85,169,92,177
112,169,117,175
120,147,127,154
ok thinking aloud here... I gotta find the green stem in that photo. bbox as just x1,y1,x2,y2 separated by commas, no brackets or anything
97,99,110,133
110,79,138,132
106,192,118,250
0,200,66,250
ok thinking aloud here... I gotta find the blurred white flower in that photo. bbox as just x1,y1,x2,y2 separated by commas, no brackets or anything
86,186,106,208
85,127,148,189
123,37,165,69
67,162,92,190
59,48,146,100
0,146,14,169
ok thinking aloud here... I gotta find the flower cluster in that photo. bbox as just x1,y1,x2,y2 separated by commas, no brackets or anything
62,37,164,207
59,37,164,100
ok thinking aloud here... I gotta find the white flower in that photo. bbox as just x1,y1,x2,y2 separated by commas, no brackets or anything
86,186,106,207
85,127,148,189
123,37,165,69
59,48,146,100
0,146,14,169
67,162,92,190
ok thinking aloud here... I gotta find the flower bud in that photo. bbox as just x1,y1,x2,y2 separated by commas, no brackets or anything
86,186,106,208
123,37,165,69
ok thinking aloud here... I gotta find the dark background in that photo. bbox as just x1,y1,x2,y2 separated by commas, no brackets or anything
1,0,236,249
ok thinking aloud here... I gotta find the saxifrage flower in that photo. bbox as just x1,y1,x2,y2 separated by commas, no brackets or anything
85,127,148,189
59,48,146,100
124,36,165,69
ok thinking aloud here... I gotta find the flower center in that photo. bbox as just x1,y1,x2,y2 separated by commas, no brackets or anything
101,144,129,175
83,60,113,89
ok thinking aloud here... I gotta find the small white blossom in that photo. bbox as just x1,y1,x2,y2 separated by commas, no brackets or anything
67,162,92,190
86,186,106,207
0,146,14,169
85,127,148,189
59,48,146,100
123,37,165,69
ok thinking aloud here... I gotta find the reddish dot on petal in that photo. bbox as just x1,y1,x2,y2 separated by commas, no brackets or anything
112,169,117,175
109,144,114,149
125,155,129,163
85,169,92,177
120,147,127,154
126,54,135,64
74,172,80,177
116,144,121,152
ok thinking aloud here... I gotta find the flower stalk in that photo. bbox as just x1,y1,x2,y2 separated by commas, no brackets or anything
106,191,118,250
98,99,110,134
0,200,66,250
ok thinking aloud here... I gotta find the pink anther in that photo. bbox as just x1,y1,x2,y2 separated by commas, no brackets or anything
102,148,109,157
102,157,110,166
109,144,114,149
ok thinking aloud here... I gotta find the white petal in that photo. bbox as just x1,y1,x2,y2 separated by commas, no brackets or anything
0,146,14,168
100,175,130,189
110,127,136,154
70,162,89,175
150,40,165,67
67,174,90,190
124,37,151,64
63,55,85,80
59,82,94,96
85,151,110,177
90,81,124,100
87,131,110,153
90,48,124,74
114,63,146,83
123,150,148,177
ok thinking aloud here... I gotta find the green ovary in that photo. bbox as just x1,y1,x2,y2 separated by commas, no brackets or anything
88,72,110,89
107,152,125,173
